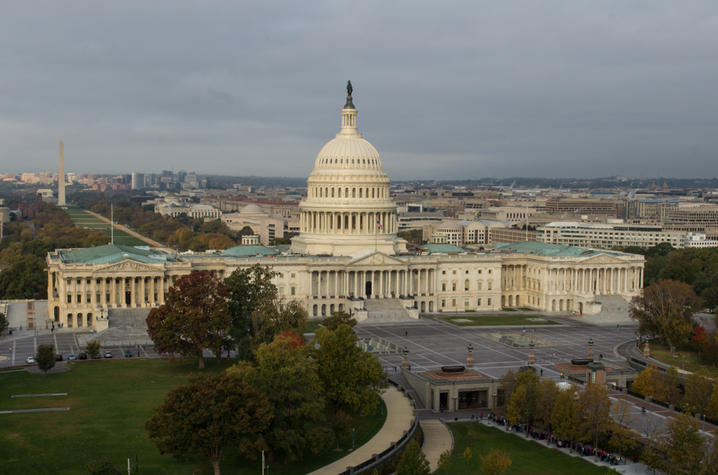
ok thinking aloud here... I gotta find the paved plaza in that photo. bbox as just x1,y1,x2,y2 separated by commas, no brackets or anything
355,315,636,380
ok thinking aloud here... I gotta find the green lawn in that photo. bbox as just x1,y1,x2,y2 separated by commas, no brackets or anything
435,423,614,474
64,207,146,246
441,315,559,326
0,359,386,475
648,341,718,377
304,319,325,333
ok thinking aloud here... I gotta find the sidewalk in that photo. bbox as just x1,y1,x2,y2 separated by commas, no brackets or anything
420,419,452,472
308,386,414,475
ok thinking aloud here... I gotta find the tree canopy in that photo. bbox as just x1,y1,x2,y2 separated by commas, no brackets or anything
312,324,385,415
35,344,55,373
396,440,430,475
224,264,278,359
227,333,330,462
146,372,272,475
630,279,702,354
146,271,231,369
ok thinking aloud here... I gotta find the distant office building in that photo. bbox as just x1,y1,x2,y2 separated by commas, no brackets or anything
131,172,145,190
537,221,701,249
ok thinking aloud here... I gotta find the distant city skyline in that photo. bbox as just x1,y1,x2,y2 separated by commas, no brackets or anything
1,1,717,179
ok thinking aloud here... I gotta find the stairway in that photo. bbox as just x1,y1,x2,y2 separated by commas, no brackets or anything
362,299,415,323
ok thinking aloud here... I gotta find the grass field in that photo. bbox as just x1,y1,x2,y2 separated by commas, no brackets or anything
0,360,386,475
64,207,146,246
435,422,614,474
648,342,718,377
441,315,559,326
304,319,325,333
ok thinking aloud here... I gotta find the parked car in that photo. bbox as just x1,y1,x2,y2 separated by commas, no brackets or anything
123,350,133,358
26,356,35,364
67,354,76,361
78,353,88,360
55,354,63,361
103,351,113,358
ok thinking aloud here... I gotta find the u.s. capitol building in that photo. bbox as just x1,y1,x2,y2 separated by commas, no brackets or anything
46,86,644,330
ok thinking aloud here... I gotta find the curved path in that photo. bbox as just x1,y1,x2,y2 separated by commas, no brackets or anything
420,419,453,472
308,386,414,475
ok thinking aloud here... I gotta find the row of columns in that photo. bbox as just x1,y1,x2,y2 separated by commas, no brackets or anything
52,273,180,309
301,210,396,234
310,268,434,299
309,184,387,199
547,266,642,294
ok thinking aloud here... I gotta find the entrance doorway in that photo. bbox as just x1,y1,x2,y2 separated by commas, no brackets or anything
365,281,372,298
439,392,448,411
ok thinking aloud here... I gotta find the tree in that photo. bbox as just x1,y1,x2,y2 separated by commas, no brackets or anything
631,364,660,399
663,413,705,475
438,449,452,469
313,324,386,415
536,379,559,431
85,340,101,359
396,440,430,475
707,378,718,420
480,449,512,475
659,365,683,407
463,446,472,466
578,383,612,450
321,310,357,330
606,400,636,460
506,385,529,429
224,265,277,359
227,333,330,462
250,300,307,349
146,373,272,475
506,368,540,427
683,369,713,415
551,386,580,449
0,254,47,299
146,271,231,369
35,344,55,373
0,312,8,335
630,279,702,355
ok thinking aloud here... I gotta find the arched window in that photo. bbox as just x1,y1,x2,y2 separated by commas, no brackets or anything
465,279,470,291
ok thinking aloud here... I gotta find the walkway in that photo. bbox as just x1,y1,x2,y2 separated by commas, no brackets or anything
420,419,452,471
82,209,170,250
308,386,414,475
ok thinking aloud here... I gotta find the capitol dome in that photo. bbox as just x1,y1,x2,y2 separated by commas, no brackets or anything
290,82,407,257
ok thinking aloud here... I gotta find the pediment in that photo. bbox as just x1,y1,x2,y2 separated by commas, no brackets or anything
348,251,406,267
97,259,162,274
577,254,627,265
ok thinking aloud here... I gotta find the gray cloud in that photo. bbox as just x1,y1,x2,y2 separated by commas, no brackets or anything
1,0,717,179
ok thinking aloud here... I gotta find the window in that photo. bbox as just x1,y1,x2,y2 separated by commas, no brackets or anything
452,299,456,307
477,281,482,290
488,269,492,274
442,270,446,275
452,270,457,275
478,269,482,274
487,281,492,290
442,283,447,291
487,298,492,306
477,298,482,306
441,299,446,308
452,282,457,291
464,298,470,308
464,279,470,291
291,273,296,279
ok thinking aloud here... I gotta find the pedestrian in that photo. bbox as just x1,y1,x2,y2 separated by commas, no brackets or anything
540,368,543,376
404,330,408,337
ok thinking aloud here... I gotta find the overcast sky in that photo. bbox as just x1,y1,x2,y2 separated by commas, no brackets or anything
1,1,717,179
